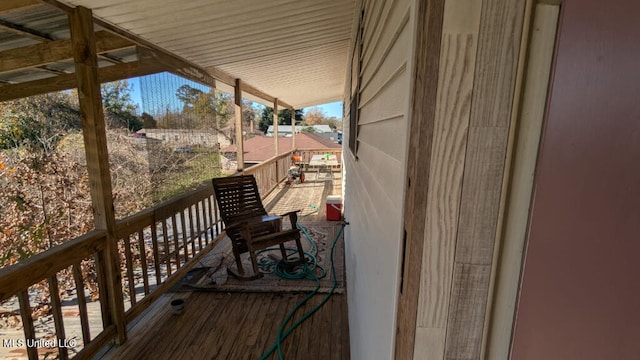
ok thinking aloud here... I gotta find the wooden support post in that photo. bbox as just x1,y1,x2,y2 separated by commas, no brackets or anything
273,99,279,157
273,99,279,178
235,79,244,172
69,6,126,344
291,107,296,150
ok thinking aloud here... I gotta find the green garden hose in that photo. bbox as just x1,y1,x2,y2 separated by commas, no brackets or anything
259,221,346,360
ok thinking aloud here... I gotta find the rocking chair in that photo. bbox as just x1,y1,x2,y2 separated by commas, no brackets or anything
212,175,306,280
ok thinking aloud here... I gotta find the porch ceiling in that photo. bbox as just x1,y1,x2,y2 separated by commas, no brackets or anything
61,0,356,108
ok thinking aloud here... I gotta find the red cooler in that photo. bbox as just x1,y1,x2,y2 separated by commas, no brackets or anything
326,195,342,221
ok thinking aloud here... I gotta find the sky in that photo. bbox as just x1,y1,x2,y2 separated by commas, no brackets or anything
128,76,343,119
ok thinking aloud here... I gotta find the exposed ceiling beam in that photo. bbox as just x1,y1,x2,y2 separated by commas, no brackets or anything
33,66,69,75
0,60,165,102
0,16,126,66
0,30,134,75
138,47,218,89
0,0,41,15
238,81,294,109
0,18,55,41
99,53,123,64
40,0,297,108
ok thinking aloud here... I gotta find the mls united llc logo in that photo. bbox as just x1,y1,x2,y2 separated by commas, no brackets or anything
3,338,77,348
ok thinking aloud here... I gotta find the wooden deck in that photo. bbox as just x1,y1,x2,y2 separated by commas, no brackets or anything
99,173,348,360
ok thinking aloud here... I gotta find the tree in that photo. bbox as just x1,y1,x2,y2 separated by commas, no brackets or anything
242,99,259,130
141,112,157,128
258,107,304,133
300,106,343,130
304,106,326,125
175,85,234,130
101,80,143,131
0,92,81,152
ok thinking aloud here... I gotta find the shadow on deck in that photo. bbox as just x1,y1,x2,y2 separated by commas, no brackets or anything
98,173,349,360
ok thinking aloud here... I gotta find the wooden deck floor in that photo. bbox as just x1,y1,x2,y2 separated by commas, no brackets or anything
99,173,348,360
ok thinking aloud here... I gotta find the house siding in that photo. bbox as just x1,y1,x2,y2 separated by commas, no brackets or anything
343,0,414,358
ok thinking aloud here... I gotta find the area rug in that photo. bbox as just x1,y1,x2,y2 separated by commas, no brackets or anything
171,222,345,294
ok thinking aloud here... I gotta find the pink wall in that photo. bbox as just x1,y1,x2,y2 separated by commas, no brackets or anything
511,0,640,359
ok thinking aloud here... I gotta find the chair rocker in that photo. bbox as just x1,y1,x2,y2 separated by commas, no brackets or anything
212,175,306,280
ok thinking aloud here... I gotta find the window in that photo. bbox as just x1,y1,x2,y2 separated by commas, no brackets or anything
348,9,365,157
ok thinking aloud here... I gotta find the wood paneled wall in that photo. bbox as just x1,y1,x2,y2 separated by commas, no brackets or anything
405,0,527,359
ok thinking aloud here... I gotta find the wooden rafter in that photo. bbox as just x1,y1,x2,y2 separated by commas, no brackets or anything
99,53,123,64
0,30,134,75
0,17,123,66
0,60,165,102
138,47,217,89
238,81,294,109
0,18,54,41
33,66,69,75
0,0,41,15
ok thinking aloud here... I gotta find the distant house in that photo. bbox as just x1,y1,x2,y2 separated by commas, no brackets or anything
220,132,340,169
266,125,333,137
135,129,232,148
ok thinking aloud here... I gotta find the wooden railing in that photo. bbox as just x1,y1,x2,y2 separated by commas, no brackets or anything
241,148,342,197
0,148,341,359
296,148,342,172
0,183,225,359
243,151,293,197
0,231,112,359
114,184,223,324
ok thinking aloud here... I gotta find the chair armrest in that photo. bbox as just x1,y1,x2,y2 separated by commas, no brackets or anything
280,210,301,226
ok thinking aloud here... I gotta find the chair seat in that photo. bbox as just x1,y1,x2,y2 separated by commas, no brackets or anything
250,229,300,248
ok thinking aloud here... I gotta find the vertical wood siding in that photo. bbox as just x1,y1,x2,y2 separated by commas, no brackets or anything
346,0,527,358
414,0,482,356
410,0,526,359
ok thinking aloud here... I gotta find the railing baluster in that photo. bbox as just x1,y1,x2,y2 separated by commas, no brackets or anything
137,230,150,295
150,223,162,285
171,214,182,267
94,252,112,329
211,195,220,236
123,236,136,306
72,261,91,345
161,219,172,276
48,274,69,360
18,290,38,359
202,199,211,245
180,209,189,266
195,202,203,251
188,205,197,256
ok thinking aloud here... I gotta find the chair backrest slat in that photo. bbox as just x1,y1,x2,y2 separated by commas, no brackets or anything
212,175,267,225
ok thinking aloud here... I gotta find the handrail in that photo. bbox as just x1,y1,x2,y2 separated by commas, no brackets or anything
242,149,295,198
240,148,342,198
0,230,107,301
242,151,293,175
